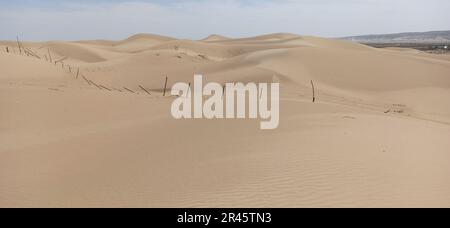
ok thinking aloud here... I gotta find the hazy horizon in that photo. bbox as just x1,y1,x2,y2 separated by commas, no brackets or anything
0,0,449,41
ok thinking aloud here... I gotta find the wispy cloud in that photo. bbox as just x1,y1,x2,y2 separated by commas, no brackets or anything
0,0,448,41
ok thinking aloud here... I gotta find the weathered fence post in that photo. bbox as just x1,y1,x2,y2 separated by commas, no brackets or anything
16,36,22,55
222,84,226,99
187,82,191,97
163,76,168,96
82,75,92,86
259,86,263,100
99,84,112,91
123,87,135,94
139,85,151,95
47,48,52,63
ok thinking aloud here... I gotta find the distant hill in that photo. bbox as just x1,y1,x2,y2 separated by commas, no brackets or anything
201,34,230,42
342,30,450,44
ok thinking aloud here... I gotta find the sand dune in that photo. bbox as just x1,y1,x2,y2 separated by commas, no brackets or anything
1,33,450,207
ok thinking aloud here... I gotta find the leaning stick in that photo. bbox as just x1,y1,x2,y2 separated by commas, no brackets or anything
23,49,33,57
89,80,102,90
76,68,79,79
259,87,263,100
54,56,68,64
311,80,316,103
24,48,40,59
187,82,191,97
112,87,123,92
99,84,112,91
16,36,22,54
15,36,39,59
47,48,52,63
81,75,92,86
163,76,168,96
139,85,151,95
123,87,135,93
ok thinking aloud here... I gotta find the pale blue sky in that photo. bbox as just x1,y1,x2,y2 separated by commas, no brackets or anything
0,0,449,41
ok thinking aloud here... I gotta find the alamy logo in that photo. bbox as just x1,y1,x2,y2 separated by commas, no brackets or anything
171,75,280,130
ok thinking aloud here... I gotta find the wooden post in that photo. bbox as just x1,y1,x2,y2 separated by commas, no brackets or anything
113,87,123,92
24,48,40,59
163,76,168,96
99,84,112,91
68,65,71,73
76,68,79,79
89,80,102,90
139,85,151,95
81,75,92,86
16,36,22,55
123,87,135,94
187,82,191,97
47,48,52,63
6,46,9,53
311,80,316,103
259,87,263,100
54,56,68,64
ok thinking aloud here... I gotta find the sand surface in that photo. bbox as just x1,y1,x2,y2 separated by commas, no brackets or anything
1,33,450,207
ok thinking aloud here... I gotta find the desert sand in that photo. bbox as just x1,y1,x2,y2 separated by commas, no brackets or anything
1,33,450,207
